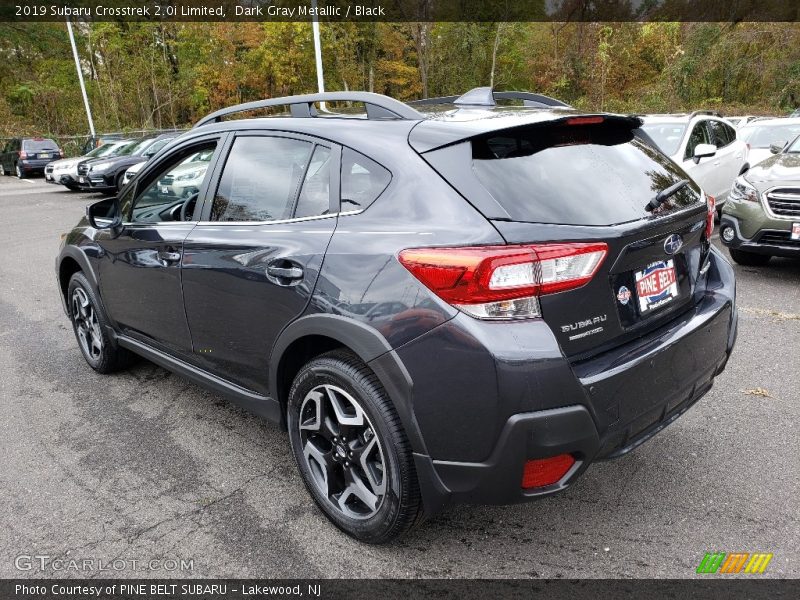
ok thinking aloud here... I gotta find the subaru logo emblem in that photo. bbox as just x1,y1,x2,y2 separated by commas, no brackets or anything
664,234,683,255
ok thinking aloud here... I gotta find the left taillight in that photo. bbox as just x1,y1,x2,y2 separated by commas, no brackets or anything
398,242,607,320
706,194,716,239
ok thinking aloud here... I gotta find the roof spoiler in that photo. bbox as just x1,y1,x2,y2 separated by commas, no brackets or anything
408,87,572,109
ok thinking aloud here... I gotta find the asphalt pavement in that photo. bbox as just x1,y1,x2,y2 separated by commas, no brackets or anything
0,176,798,579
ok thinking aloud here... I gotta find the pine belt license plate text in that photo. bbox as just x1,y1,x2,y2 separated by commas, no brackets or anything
792,222,800,240
634,259,678,313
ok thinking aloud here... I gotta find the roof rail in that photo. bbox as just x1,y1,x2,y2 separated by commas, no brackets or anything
408,87,572,109
194,91,424,128
689,110,724,119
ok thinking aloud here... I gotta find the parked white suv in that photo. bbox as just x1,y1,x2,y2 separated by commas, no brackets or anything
636,112,748,210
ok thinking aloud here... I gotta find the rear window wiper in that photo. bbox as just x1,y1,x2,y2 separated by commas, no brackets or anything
646,179,690,212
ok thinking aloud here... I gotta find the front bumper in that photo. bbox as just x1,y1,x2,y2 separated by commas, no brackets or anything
402,248,737,510
719,214,800,258
78,172,115,191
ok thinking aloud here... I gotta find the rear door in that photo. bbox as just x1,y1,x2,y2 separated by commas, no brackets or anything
417,116,710,358
681,120,722,197
181,132,339,395
707,119,744,201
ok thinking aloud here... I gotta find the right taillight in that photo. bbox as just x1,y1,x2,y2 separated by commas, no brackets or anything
398,242,607,320
706,194,716,239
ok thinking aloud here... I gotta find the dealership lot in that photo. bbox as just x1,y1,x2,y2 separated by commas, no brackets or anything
0,176,797,578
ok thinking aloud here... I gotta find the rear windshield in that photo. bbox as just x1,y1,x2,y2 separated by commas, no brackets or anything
471,121,702,226
637,122,686,156
739,123,800,148
23,139,59,152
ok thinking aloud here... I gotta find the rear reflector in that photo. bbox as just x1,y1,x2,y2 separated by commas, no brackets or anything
398,243,607,320
522,454,576,489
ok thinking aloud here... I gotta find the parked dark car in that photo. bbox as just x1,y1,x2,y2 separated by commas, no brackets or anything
720,133,800,265
77,133,178,194
1,137,63,178
57,89,738,543
46,139,134,191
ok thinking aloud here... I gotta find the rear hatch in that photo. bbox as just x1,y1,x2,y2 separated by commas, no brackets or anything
412,114,713,358
23,138,61,161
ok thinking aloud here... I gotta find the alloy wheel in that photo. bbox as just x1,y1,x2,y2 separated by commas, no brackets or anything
298,384,387,520
15,164,23,178
71,287,103,361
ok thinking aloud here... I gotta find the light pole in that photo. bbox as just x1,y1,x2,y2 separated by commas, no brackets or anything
66,19,96,139
311,0,325,95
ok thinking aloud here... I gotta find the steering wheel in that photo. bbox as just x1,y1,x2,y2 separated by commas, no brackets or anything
179,192,200,221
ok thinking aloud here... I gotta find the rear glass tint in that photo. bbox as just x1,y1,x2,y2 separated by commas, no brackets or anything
471,121,701,226
23,139,59,152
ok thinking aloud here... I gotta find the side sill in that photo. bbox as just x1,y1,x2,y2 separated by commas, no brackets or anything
116,335,281,423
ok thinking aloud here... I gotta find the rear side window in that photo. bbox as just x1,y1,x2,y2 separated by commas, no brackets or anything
340,148,391,211
708,120,735,148
471,121,701,226
212,136,313,222
23,139,59,152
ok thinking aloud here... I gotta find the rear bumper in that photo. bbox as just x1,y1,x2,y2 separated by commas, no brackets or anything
404,248,737,510
19,159,51,173
719,214,800,258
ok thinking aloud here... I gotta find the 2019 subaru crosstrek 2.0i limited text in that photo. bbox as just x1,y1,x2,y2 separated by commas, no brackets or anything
57,89,737,543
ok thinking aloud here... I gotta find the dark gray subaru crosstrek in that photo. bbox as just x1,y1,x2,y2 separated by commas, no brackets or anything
56,88,737,543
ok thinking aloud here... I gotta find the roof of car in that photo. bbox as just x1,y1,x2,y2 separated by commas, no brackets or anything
187,88,647,155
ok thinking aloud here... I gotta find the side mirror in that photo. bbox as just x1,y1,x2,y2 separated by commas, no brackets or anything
769,140,787,154
86,198,122,231
693,143,717,163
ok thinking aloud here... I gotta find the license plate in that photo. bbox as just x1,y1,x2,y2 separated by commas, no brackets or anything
160,185,170,194
792,223,800,241
634,259,678,313
79,176,85,183
39,153,50,159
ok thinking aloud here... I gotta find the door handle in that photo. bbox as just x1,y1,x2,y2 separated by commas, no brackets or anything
266,265,304,280
158,250,182,263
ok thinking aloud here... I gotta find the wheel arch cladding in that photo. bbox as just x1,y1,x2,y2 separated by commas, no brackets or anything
269,314,426,454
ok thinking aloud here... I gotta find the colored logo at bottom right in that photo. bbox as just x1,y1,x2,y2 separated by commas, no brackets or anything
696,552,773,574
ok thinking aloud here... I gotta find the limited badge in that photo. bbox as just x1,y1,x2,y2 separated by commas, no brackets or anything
617,285,632,305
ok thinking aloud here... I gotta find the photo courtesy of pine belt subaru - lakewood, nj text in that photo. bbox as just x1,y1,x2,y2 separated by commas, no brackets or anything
56,88,738,543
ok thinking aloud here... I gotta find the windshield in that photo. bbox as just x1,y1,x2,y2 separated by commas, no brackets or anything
637,122,687,156
786,135,800,153
87,141,128,158
739,123,800,148
144,137,174,156
127,138,157,156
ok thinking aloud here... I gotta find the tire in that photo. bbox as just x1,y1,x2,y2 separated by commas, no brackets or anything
287,350,424,543
15,163,23,179
67,272,135,373
0,163,5,176
729,248,771,266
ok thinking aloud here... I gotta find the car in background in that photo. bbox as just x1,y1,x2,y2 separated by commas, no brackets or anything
157,148,214,198
77,133,178,194
635,112,747,211
720,134,800,265
121,161,144,188
46,139,133,191
0,137,63,178
727,115,761,128
737,118,800,167
79,133,126,156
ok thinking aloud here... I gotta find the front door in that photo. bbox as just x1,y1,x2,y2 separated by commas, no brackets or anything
96,137,222,356
182,133,339,395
